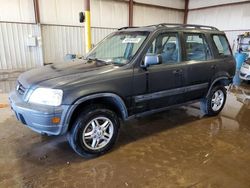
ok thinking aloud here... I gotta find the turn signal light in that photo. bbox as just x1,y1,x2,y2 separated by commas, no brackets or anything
51,117,60,124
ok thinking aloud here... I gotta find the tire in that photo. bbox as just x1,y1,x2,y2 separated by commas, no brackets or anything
67,105,120,158
200,85,227,116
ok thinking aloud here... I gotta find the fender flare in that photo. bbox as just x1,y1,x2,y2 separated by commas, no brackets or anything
206,76,231,98
64,93,128,127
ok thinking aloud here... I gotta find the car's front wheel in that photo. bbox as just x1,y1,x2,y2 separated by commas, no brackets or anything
67,105,120,158
200,85,227,116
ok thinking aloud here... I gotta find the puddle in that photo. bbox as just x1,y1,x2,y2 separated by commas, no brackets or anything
228,83,250,107
1,71,250,187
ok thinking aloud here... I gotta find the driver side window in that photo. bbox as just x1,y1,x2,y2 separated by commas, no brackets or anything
147,33,180,64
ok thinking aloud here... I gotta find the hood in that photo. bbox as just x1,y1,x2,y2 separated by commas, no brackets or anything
18,60,117,89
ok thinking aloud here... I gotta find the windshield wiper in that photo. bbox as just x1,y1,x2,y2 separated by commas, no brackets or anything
86,57,126,66
86,57,108,63
110,62,126,66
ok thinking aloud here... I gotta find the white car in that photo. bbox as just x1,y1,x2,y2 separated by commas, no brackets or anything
240,60,250,81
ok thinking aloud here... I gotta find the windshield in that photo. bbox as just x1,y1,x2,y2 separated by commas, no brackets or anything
86,31,149,65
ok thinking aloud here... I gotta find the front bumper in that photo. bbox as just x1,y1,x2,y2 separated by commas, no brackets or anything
240,64,250,80
9,91,70,135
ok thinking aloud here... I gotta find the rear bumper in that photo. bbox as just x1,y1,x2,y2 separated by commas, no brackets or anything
9,91,70,135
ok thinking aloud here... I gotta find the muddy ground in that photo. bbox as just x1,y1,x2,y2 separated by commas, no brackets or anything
1,73,250,188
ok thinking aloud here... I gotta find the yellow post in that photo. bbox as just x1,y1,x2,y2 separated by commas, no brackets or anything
85,10,92,53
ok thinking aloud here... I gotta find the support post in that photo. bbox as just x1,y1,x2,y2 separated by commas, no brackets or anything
33,0,44,66
33,0,40,23
84,0,92,53
129,0,133,27
183,0,189,24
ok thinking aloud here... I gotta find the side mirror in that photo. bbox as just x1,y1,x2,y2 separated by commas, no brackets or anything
141,54,160,68
79,12,85,23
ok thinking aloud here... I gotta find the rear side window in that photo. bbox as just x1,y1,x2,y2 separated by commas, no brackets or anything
212,35,231,56
184,33,212,61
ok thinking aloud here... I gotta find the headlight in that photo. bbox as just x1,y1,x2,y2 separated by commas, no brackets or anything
28,88,63,106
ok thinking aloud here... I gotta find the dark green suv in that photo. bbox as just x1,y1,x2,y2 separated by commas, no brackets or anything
10,24,235,158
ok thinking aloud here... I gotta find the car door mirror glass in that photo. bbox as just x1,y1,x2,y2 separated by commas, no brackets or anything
141,54,160,68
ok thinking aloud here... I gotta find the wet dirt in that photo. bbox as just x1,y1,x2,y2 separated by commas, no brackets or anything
1,78,250,187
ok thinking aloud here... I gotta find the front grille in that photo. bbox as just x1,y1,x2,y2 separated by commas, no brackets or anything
16,82,26,95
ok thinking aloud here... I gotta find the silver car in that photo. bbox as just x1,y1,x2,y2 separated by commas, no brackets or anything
240,59,250,81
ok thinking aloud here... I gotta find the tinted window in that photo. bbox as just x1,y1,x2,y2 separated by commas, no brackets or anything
147,33,179,64
184,33,212,61
213,35,231,56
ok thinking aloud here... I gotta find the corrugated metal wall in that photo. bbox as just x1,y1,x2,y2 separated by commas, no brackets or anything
91,27,117,46
188,1,250,50
0,0,35,23
134,5,184,26
135,0,184,9
0,0,186,70
39,0,85,26
38,0,124,64
41,25,116,64
0,22,43,70
39,0,129,28
41,25,84,64
189,0,247,9
188,3,250,30
2,0,250,71
91,0,128,28
0,22,116,68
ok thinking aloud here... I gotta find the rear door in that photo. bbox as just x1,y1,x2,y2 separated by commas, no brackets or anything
182,32,215,101
211,34,235,78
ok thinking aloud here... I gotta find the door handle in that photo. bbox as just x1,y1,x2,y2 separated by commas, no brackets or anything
173,69,183,75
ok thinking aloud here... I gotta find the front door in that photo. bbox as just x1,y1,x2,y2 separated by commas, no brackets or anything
147,62,187,110
133,32,188,111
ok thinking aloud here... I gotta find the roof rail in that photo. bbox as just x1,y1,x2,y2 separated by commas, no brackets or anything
118,26,138,30
155,23,219,31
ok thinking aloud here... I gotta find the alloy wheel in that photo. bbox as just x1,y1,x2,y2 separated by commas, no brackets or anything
82,117,114,150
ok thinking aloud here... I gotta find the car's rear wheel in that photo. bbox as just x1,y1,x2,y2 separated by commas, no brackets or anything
200,85,227,116
67,105,120,158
